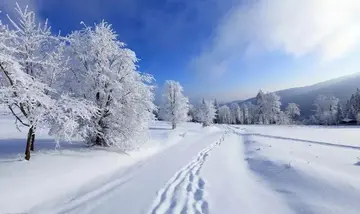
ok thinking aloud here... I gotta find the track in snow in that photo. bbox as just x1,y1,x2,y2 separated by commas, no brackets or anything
149,131,228,214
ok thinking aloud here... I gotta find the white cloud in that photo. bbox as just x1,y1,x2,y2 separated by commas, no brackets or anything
193,0,360,74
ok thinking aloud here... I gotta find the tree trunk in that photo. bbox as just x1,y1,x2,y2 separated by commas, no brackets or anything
95,135,103,146
25,126,34,161
172,122,176,129
30,132,35,151
94,133,108,147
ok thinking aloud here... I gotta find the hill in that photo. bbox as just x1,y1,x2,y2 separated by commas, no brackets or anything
233,73,360,117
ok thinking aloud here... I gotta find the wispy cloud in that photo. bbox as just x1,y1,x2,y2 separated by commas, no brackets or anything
192,0,360,75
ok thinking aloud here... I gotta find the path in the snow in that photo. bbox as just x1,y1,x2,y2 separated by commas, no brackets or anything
200,126,293,214
33,127,227,214
149,131,228,214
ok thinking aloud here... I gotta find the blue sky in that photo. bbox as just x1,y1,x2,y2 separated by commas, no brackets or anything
1,0,360,102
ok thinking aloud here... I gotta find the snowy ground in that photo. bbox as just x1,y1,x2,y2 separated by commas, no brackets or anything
1,119,360,214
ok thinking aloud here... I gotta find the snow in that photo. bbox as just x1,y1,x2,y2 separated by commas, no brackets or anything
0,117,205,213
240,125,360,214
243,125,360,147
49,125,221,214
202,130,293,214
1,118,360,214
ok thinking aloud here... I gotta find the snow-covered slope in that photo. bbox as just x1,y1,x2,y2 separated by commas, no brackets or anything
1,119,360,214
232,72,360,117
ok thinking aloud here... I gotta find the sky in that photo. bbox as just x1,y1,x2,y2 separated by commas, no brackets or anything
1,0,360,102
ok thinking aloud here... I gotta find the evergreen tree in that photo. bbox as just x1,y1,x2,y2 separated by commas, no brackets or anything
345,99,354,119
213,99,220,124
230,103,241,124
255,90,267,124
218,105,232,124
242,104,249,124
336,102,344,124
313,95,339,125
345,89,360,120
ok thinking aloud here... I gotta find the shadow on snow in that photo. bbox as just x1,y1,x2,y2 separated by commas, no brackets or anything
237,131,360,214
0,139,88,159
243,133,360,151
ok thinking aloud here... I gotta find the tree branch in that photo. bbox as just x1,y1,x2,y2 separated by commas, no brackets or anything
0,63,29,118
8,105,29,127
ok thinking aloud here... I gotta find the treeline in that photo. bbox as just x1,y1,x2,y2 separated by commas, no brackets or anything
308,88,360,125
196,90,301,125
158,80,216,128
160,86,360,127
157,88,301,127
205,88,360,126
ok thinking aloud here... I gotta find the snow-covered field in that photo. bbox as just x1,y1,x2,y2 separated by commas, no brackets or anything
1,118,360,214
235,125,360,214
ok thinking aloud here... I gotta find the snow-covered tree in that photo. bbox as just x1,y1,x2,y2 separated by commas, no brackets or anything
0,4,93,160
241,102,252,124
336,102,344,124
213,99,220,124
46,95,97,145
313,95,339,125
230,103,242,124
345,99,355,119
237,104,244,124
196,99,216,127
153,107,160,120
159,80,189,129
278,111,291,125
285,103,300,118
218,105,232,124
356,113,360,124
255,90,268,124
188,105,198,122
254,91,281,124
345,89,360,120
241,103,249,124
266,92,282,124
65,21,156,148
285,103,300,123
